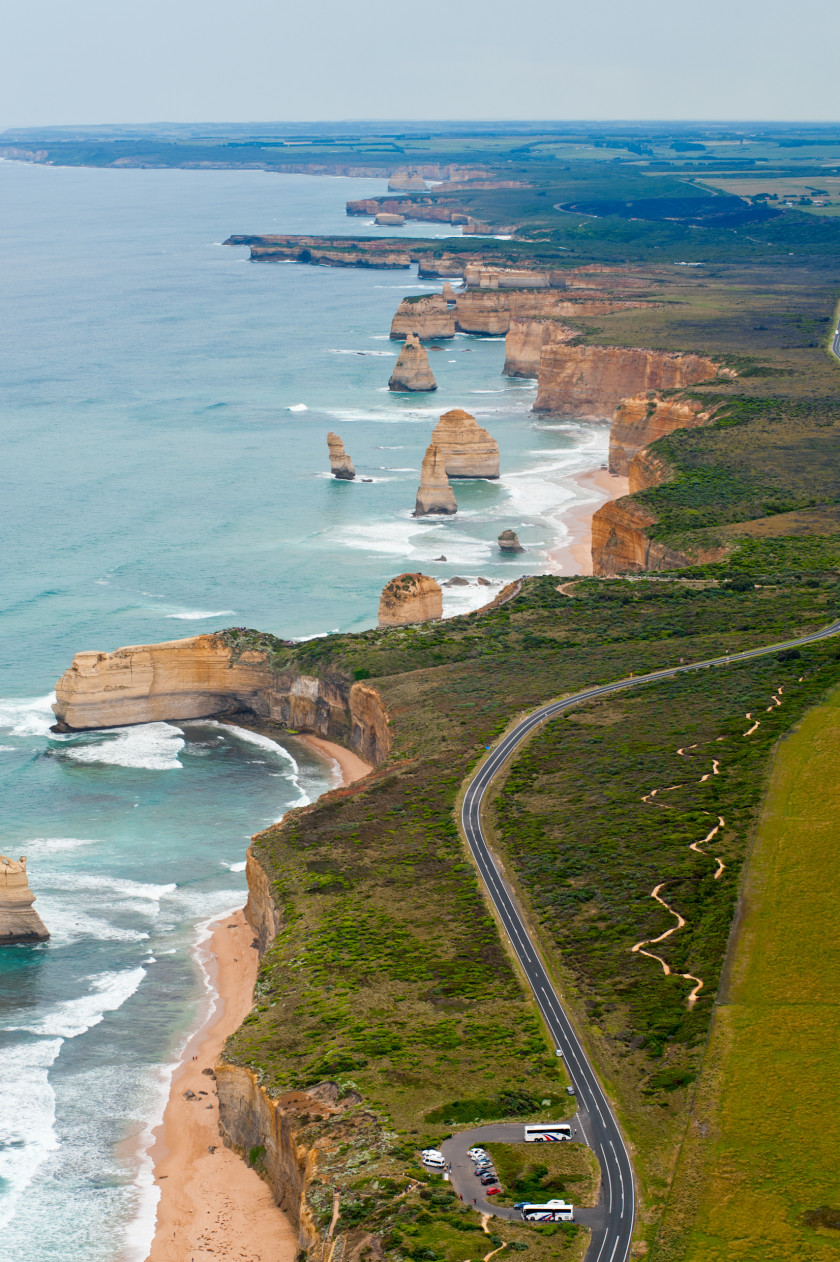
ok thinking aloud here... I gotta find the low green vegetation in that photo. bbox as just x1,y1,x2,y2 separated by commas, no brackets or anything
484,1143,600,1209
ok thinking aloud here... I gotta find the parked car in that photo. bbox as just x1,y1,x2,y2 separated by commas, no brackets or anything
480,1173,499,1185
566,1086,576,1096
468,1147,488,1160
485,1187,501,1195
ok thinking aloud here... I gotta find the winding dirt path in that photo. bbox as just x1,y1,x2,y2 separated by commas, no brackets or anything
632,686,785,1005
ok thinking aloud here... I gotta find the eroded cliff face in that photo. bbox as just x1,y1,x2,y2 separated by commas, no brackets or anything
535,345,720,419
453,291,640,337
52,635,392,764
217,1064,381,1262
503,318,576,377
590,497,692,575
609,393,714,476
390,294,456,339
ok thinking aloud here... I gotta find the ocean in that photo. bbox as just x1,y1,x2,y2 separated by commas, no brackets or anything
0,159,608,1258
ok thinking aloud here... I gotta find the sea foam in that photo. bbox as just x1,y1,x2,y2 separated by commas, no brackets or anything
60,722,185,771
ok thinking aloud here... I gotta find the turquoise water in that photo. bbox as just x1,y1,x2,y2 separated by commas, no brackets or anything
0,160,607,1258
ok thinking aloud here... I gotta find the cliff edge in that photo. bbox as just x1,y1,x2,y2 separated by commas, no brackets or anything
535,345,720,419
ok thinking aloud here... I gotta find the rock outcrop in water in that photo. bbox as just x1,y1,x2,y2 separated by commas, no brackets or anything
413,443,457,516
498,529,524,553
374,211,405,226
534,345,721,419
389,333,437,392
327,432,355,479
430,409,499,478
390,294,456,340
52,635,391,764
0,856,49,945
378,573,443,626
609,393,715,476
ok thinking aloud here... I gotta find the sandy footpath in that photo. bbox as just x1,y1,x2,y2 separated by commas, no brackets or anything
548,467,628,575
144,736,369,1261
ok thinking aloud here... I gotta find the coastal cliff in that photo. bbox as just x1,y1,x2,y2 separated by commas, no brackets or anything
534,345,720,419
503,318,576,377
590,497,692,575
390,294,456,339
52,634,392,764
609,393,714,476
453,291,640,336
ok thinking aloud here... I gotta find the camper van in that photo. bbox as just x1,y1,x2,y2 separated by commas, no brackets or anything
421,1148,446,1170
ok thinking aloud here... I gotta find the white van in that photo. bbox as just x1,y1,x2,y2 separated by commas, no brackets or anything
421,1149,447,1170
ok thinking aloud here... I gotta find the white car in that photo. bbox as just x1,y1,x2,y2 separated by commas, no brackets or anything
468,1147,488,1160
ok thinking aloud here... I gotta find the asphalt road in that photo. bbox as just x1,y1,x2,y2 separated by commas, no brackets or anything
458,613,840,1262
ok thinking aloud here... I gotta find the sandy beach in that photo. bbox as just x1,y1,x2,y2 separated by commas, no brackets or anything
144,735,369,1262
547,466,628,575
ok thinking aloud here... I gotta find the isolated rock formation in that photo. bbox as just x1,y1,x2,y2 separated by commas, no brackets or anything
413,444,457,516
327,431,355,479
52,635,391,764
0,856,49,945
374,212,405,226
534,346,720,419
609,393,714,476
387,169,428,191
390,295,456,340
430,409,500,478
498,529,524,552
378,573,443,626
389,333,437,391
442,282,458,304
504,319,576,377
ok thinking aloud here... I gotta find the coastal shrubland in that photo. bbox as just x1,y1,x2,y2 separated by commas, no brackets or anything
222,573,840,1256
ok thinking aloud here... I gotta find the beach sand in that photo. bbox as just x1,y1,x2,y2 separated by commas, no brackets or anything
144,735,368,1262
144,911,297,1262
547,467,628,576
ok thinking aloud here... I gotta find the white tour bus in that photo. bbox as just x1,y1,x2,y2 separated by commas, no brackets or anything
523,1123,572,1143
521,1200,574,1222
421,1148,446,1170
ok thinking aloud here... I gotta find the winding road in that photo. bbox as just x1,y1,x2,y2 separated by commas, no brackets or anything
456,613,840,1262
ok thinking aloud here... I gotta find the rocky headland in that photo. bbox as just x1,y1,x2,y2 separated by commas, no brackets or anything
0,855,49,945
377,573,443,626
388,333,437,392
413,443,457,515
430,408,499,478
327,431,355,479
534,345,721,419
390,293,456,340
52,634,392,765
387,169,428,192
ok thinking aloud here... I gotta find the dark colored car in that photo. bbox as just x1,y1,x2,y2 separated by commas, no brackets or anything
480,1173,499,1185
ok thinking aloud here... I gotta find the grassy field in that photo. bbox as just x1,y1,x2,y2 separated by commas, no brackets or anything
653,686,840,1260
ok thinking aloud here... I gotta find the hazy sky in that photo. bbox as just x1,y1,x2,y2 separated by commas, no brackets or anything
1,0,837,128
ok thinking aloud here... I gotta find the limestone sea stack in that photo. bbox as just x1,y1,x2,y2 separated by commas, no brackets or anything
442,282,458,304
378,573,443,626
375,212,405,226
327,431,355,479
389,333,437,392
413,443,457,516
390,294,456,340
430,409,499,478
498,529,524,553
0,856,49,944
